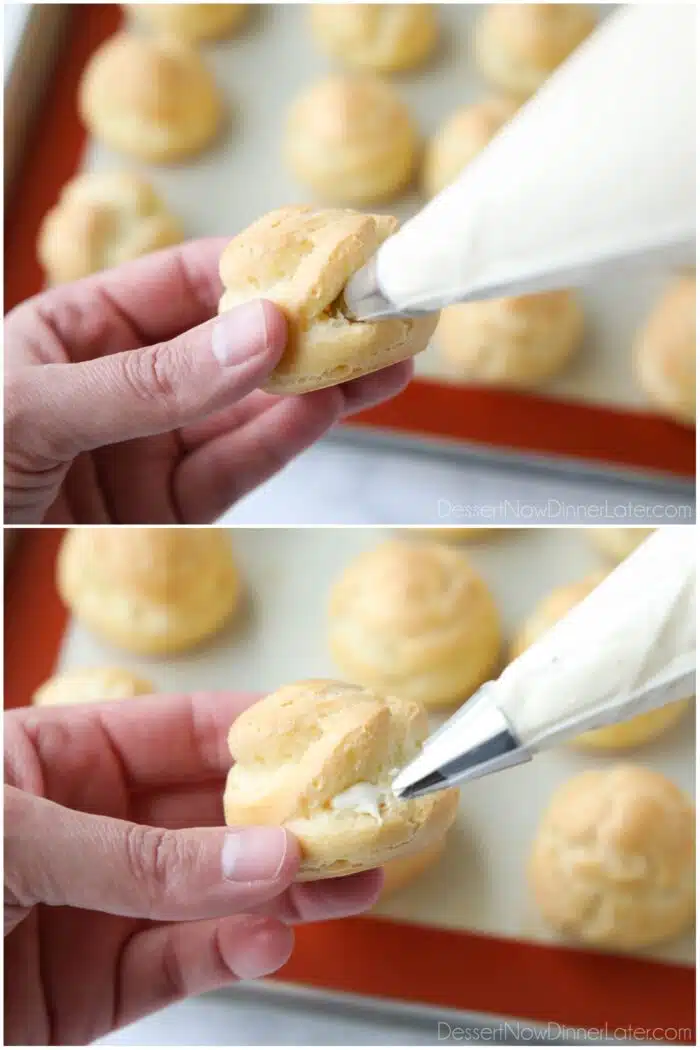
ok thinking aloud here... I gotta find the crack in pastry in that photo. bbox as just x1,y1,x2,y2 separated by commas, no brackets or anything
635,275,696,427
328,540,501,710
124,4,248,43
309,4,438,73
79,31,223,163
474,4,597,100
529,766,696,949
436,290,584,387
223,679,460,880
57,528,241,655
32,667,154,706
218,205,438,394
37,172,183,284
284,74,419,205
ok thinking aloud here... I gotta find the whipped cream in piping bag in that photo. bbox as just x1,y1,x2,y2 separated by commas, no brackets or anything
496,527,696,751
392,528,695,798
345,4,695,319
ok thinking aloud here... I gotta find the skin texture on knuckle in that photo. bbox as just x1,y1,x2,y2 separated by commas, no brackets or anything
4,787,31,907
5,366,85,470
3,787,50,914
120,342,183,405
3,369,52,466
124,824,203,914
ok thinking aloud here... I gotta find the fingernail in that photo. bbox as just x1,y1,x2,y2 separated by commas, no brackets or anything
224,917,294,979
294,867,385,918
222,827,288,882
212,301,269,366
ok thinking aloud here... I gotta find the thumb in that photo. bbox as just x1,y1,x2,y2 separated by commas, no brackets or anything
11,300,287,459
4,787,300,928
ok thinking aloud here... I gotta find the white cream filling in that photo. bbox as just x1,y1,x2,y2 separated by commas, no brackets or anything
330,771,400,824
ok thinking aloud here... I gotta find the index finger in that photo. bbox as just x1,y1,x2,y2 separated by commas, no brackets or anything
11,690,257,790
12,238,229,363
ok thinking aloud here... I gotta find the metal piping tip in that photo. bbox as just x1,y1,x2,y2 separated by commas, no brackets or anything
391,694,532,798
392,767,448,800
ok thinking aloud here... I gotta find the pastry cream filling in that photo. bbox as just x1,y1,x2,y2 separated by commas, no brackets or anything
330,777,398,823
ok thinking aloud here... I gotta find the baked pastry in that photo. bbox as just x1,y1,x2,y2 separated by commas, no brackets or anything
33,667,154,706
37,172,183,284
380,834,448,898
436,290,584,386
309,4,438,72
57,528,241,655
635,275,696,426
218,205,437,394
474,4,597,99
223,679,460,881
423,98,518,198
328,540,501,710
587,528,655,564
574,703,691,752
511,571,690,749
529,766,696,949
284,74,418,204
125,4,248,42
78,31,223,162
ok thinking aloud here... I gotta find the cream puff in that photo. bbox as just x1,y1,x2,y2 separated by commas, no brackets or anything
223,679,460,881
328,540,501,710
125,4,248,42
79,31,223,162
574,705,692,752
218,205,437,394
511,571,690,749
32,667,154,706
423,98,518,198
57,528,241,655
37,172,183,284
529,766,696,949
474,4,597,99
284,74,418,205
309,4,438,72
436,290,584,387
635,275,696,426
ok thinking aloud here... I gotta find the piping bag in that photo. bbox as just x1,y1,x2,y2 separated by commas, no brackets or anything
392,528,696,799
343,4,695,322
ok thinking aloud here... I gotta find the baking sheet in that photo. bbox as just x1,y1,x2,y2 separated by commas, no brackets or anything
55,526,695,969
78,2,676,414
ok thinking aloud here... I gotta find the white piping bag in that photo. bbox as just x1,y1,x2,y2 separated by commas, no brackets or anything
344,5,696,320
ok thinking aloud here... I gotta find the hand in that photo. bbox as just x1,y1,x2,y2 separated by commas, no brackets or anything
4,692,383,1045
4,239,412,524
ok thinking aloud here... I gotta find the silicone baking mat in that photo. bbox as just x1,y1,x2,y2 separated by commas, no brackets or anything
3,4,695,482
4,528,695,1039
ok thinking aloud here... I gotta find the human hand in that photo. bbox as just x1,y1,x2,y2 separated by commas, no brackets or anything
4,691,383,1045
4,239,412,524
